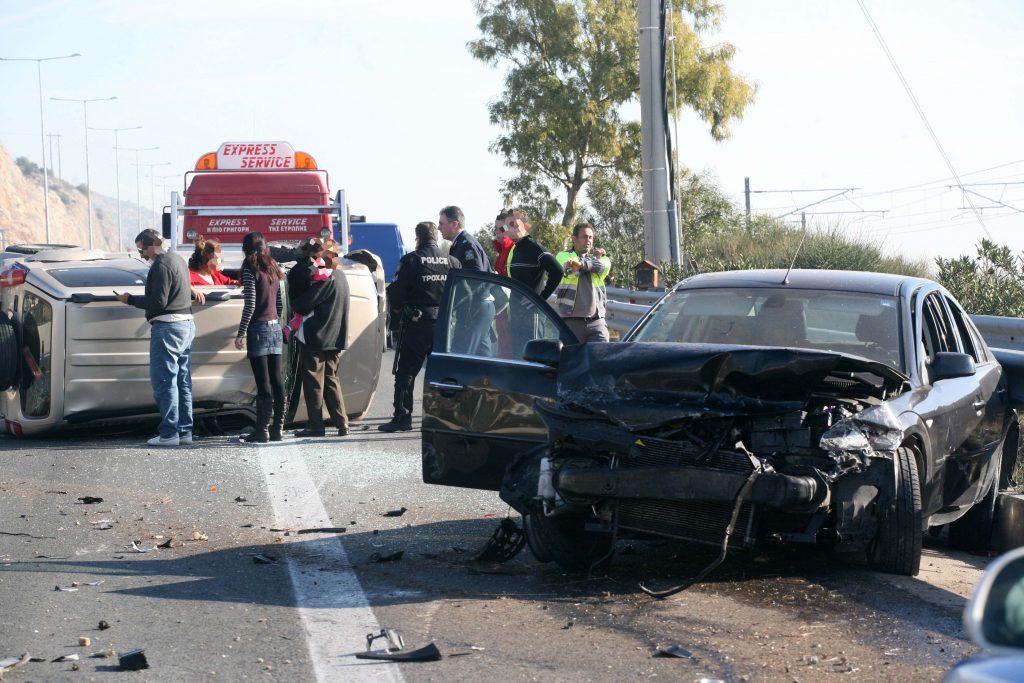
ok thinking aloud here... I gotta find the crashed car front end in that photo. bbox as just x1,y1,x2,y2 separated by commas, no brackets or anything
500,343,910,556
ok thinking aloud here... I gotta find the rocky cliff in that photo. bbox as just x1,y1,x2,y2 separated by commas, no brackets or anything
0,144,150,253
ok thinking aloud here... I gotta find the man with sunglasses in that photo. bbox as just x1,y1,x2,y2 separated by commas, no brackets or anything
116,229,203,446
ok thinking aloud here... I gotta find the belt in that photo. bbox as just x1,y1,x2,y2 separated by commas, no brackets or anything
566,313,602,323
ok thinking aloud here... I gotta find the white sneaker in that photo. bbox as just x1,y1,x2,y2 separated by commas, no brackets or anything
147,434,179,447
179,432,193,445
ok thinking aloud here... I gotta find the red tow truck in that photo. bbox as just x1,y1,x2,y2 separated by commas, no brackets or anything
162,141,350,264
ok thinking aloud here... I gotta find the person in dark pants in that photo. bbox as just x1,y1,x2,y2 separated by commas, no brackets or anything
289,239,351,437
234,232,286,443
379,221,460,432
438,205,495,356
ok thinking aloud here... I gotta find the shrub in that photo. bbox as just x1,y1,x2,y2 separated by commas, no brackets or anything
15,157,40,177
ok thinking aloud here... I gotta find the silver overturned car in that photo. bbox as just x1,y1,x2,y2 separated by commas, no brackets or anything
0,245,385,436
421,268,1022,578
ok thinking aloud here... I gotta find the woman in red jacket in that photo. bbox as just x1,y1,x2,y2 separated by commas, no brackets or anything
188,235,238,286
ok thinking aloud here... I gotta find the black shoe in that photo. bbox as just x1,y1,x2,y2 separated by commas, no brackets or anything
295,428,326,438
241,429,269,444
336,427,348,437
378,418,413,433
269,427,284,442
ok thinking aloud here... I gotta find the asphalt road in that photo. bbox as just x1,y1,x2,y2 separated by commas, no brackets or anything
0,350,994,682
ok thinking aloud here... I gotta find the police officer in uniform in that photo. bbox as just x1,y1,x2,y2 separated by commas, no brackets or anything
379,221,460,432
439,205,496,356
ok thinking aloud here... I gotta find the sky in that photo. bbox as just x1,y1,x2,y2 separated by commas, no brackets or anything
1,0,1022,268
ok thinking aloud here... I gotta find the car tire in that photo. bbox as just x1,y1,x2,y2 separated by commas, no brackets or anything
0,315,18,392
998,422,1021,491
868,446,922,576
523,510,614,572
948,476,997,552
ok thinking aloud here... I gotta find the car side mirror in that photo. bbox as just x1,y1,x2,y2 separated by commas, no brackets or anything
930,352,976,381
161,211,172,240
964,546,1024,654
523,339,562,367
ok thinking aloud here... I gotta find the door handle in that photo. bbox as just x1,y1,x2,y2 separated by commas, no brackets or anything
429,380,465,393
973,399,986,411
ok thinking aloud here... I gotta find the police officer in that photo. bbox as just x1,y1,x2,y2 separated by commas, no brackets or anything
439,205,495,356
378,221,460,432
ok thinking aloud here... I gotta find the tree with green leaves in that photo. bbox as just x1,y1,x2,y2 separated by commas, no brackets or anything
469,0,756,228
936,239,1024,317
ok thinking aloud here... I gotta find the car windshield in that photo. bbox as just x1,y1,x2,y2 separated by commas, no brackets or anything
47,267,148,288
629,287,904,371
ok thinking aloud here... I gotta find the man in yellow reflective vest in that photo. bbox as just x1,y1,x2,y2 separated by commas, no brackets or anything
554,223,611,342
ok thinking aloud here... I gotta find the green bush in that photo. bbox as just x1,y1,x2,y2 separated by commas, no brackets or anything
936,239,1024,317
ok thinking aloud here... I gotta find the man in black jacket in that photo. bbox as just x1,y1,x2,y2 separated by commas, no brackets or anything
289,239,351,437
379,221,460,432
504,210,563,357
439,205,495,356
116,229,203,447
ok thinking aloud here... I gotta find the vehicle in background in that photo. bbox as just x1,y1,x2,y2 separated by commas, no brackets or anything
421,269,1022,575
943,546,1024,682
163,141,350,268
0,244,385,437
345,219,406,283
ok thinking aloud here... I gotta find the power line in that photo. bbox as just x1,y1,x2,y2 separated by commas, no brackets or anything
856,0,991,239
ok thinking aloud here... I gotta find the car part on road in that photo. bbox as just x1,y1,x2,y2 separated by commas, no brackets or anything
356,642,442,663
77,496,103,504
471,517,526,562
653,645,693,658
370,550,405,563
365,628,404,653
381,507,407,517
117,648,148,671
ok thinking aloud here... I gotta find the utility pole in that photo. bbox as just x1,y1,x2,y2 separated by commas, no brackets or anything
638,0,672,266
744,177,751,230
47,133,62,181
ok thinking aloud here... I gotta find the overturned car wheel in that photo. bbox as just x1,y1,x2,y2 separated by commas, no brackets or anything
523,510,614,572
868,446,922,576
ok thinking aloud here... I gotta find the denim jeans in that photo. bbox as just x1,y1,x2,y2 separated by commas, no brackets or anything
150,320,195,439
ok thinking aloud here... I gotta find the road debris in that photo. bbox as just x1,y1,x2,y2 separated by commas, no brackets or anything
0,653,31,680
382,507,408,517
91,519,113,530
77,496,103,504
191,531,209,541
297,527,347,534
156,537,177,549
78,637,91,647
118,648,148,671
356,643,442,662
252,554,278,564
98,620,110,630
654,645,692,658
54,585,78,592
51,653,79,662
370,551,405,563
89,649,116,659
234,496,247,502
471,518,525,562
365,628,404,653
126,541,153,553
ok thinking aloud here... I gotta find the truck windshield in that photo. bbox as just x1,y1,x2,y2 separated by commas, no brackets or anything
47,267,148,288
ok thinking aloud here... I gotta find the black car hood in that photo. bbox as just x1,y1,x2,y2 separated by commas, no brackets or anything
556,343,908,429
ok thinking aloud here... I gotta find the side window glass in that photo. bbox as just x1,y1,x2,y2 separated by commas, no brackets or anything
20,292,53,418
444,276,562,361
944,295,981,362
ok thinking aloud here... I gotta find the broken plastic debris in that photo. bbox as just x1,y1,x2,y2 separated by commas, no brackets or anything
118,648,148,671
297,527,346,534
192,531,209,541
157,538,176,549
365,628,404,652
91,519,114,530
52,653,80,662
210,486,220,491
471,518,525,563
356,642,442,662
78,637,91,647
55,585,78,592
654,645,692,658
98,620,111,630
234,496,247,502
381,507,407,517
89,649,116,659
0,654,30,677
84,580,104,586
370,551,405,563
126,541,153,553
77,496,103,504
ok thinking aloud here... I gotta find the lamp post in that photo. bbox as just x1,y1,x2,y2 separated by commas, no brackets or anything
51,95,117,250
137,162,172,230
114,146,159,235
0,53,80,243
46,132,63,182
89,124,141,250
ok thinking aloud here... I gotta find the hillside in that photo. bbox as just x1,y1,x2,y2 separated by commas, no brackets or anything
0,143,150,252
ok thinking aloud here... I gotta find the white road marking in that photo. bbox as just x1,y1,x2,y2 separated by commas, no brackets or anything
261,446,403,682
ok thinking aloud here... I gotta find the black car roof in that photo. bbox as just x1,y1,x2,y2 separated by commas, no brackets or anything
676,269,934,297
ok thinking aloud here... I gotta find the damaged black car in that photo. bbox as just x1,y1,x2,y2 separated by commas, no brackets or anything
422,269,1022,577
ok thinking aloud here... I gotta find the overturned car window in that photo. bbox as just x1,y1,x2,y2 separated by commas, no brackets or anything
20,292,53,418
631,287,904,370
47,267,147,288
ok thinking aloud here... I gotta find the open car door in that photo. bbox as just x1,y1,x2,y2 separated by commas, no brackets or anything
421,270,576,490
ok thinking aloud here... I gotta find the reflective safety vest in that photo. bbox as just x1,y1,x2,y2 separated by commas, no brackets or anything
554,250,610,318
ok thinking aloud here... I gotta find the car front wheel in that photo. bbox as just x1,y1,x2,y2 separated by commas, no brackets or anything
868,446,922,576
523,510,614,572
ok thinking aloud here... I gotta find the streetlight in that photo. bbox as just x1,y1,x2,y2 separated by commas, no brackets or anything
0,52,81,243
90,124,141,250
51,95,117,250
137,162,172,230
46,132,63,182
114,146,159,234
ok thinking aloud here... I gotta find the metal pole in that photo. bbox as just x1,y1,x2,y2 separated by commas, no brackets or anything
56,134,62,182
638,0,671,265
744,177,751,230
114,131,121,248
47,132,55,179
82,102,93,249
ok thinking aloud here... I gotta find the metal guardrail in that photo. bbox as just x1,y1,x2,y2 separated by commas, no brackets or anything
604,289,1024,351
